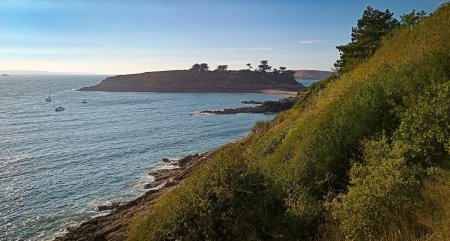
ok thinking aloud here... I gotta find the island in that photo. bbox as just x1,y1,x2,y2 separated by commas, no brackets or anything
80,62,305,93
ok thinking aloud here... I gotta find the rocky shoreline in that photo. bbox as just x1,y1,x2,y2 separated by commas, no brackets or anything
55,151,216,241
201,96,298,114
53,93,301,241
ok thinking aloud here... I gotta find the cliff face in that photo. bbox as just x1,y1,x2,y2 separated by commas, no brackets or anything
293,70,333,79
80,70,304,93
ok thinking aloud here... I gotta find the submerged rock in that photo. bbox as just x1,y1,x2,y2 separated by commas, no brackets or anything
96,202,123,212
241,100,263,104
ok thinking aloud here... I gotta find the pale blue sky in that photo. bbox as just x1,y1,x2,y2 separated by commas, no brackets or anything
0,0,445,74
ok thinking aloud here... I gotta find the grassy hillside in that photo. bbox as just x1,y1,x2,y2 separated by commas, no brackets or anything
129,4,450,241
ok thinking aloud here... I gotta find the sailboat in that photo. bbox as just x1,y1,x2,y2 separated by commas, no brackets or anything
46,85,52,102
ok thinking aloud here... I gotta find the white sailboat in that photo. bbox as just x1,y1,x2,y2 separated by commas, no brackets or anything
46,85,52,102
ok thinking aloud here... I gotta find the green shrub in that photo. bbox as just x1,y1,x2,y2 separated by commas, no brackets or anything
394,82,450,166
331,137,424,241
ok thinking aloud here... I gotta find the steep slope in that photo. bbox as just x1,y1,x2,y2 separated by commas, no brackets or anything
130,4,450,241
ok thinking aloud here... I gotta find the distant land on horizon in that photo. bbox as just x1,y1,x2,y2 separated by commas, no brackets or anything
293,70,333,80
0,70,98,75
80,69,306,93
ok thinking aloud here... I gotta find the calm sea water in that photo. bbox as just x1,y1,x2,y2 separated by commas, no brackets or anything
0,75,287,240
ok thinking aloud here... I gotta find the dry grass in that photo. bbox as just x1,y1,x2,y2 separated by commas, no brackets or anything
419,170,450,241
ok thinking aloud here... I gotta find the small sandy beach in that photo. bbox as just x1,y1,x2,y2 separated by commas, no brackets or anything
260,89,298,97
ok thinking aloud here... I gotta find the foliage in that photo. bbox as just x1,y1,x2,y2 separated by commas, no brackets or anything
400,9,427,27
258,60,272,73
394,82,450,166
215,65,228,72
331,137,424,241
335,6,399,74
330,76,449,241
188,61,296,79
190,63,209,71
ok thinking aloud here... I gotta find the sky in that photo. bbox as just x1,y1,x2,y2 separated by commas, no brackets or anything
0,0,446,75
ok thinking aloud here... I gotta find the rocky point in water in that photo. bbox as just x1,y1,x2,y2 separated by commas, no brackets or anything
201,96,298,114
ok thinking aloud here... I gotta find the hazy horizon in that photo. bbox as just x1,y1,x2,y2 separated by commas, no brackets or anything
1,0,445,75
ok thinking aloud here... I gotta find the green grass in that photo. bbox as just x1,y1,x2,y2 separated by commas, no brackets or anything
129,3,450,240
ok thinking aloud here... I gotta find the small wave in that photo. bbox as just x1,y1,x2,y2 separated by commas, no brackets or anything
3,154,29,165
155,156,183,170
134,174,156,191
134,156,182,190
189,110,217,116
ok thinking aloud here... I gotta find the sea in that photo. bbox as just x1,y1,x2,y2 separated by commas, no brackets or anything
0,75,319,240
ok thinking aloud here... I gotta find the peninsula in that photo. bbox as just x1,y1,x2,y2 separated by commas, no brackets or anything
80,62,304,93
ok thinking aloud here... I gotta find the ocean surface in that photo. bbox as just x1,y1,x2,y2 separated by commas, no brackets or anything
0,75,309,240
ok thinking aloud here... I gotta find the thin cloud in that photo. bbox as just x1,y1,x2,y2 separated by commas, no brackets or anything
298,40,323,44
218,47,273,52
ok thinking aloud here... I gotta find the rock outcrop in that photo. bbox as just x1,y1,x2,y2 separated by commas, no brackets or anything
201,96,298,114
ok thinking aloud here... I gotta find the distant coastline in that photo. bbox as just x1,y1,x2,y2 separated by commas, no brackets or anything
293,69,333,80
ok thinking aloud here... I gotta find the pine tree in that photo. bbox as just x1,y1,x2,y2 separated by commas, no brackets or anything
335,6,399,74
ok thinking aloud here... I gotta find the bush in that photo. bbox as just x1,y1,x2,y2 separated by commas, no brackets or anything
394,82,450,166
331,137,424,241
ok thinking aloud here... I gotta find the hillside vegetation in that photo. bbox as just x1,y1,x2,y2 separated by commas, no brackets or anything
129,4,450,241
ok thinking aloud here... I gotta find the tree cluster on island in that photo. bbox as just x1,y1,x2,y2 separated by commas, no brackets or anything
189,60,295,77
